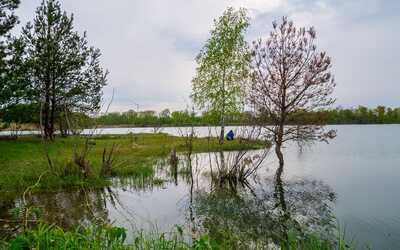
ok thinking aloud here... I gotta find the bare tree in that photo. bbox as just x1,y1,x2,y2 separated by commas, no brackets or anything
248,17,336,167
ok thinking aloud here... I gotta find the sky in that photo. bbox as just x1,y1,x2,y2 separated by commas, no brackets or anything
15,0,400,112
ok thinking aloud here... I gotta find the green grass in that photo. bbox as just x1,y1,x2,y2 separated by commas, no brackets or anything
0,133,264,200
0,223,352,250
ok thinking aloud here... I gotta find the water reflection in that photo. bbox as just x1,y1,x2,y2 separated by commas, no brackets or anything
0,150,336,246
190,152,337,247
0,188,115,235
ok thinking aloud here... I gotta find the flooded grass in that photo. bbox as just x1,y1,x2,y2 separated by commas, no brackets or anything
0,133,264,200
0,146,358,249
2,128,383,249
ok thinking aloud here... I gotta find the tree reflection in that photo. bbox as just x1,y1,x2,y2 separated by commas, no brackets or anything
190,152,337,248
1,149,338,246
0,187,122,235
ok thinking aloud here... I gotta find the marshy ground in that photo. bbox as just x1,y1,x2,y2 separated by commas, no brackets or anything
0,133,263,201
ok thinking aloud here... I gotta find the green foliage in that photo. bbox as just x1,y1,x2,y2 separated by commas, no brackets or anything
325,106,400,124
0,134,261,200
255,106,400,125
94,109,247,127
0,0,21,106
2,223,194,250
0,223,353,250
192,7,249,113
0,0,19,38
0,103,39,124
283,232,351,250
5,223,129,250
93,106,400,127
17,0,107,138
192,7,250,141
3,105,400,128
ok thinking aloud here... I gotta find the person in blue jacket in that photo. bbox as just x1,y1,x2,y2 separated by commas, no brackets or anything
226,130,235,141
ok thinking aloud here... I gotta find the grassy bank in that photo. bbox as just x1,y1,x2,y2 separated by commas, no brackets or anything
0,223,350,250
0,133,264,200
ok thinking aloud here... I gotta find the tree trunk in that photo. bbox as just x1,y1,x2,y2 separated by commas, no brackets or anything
49,70,56,140
43,86,50,140
275,141,284,167
43,20,53,140
219,66,226,145
49,90,56,140
49,99,55,140
219,116,225,144
275,124,285,167
59,116,68,137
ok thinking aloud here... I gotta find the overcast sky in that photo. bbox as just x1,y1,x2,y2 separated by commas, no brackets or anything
16,0,400,112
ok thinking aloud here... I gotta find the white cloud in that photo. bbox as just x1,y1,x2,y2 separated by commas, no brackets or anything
15,0,400,111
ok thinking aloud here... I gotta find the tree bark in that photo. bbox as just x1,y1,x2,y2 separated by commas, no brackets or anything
43,82,50,140
43,17,53,140
275,124,285,167
219,116,225,144
49,81,56,140
219,66,226,145
59,115,68,137
275,141,284,167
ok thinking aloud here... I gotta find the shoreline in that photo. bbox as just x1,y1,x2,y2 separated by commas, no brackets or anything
0,134,265,200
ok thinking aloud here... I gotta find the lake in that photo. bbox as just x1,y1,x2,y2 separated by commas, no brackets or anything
1,125,399,249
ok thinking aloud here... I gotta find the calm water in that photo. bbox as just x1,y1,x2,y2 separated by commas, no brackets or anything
0,126,256,137
1,125,400,249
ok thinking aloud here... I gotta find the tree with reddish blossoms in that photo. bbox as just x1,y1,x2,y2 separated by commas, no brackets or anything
248,17,336,167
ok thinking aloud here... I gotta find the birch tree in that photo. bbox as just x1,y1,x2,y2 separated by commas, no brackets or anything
192,7,249,144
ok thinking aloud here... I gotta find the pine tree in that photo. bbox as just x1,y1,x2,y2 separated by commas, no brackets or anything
22,0,108,139
0,0,20,106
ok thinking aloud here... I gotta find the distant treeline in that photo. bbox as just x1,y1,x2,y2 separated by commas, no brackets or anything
96,106,400,126
95,109,246,127
325,106,400,124
1,105,400,129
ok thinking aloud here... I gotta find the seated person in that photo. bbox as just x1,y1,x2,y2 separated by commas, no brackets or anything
226,130,234,141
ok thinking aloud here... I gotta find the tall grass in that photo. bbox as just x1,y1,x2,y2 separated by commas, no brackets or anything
0,223,353,250
0,134,263,200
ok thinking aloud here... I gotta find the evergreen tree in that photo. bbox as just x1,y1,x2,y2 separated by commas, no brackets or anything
21,0,108,139
0,0,20,106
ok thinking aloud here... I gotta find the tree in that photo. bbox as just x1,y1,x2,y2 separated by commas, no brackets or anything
0,0,19,37
248,17,336,167
0,103,39,124
0,0,20,106
159,108,170,118
171,110,192,125
355,106,369,124
0,37,28,110
375,105,386,124
192,7,249,144
21,0,107,139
